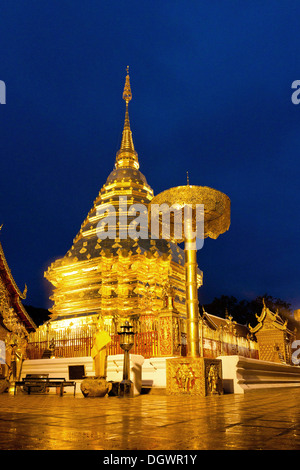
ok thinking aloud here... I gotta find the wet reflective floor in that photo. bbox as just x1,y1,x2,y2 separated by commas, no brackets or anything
1,388,300,450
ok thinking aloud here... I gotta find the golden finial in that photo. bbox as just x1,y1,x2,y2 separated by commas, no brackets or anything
22,284,27,299
187,171,190,186
122,66,132,104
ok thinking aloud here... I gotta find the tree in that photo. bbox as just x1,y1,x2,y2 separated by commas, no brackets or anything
203,293,293,327
24,305,50,327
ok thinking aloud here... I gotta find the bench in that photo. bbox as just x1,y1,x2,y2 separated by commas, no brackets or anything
14,374,76,397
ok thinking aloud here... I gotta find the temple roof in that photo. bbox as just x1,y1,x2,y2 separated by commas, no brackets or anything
64,237,185,266
202,311,251,338
248,299,295,336
0,240,36,331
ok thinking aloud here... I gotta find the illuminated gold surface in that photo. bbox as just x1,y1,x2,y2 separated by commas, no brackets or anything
91,330,111,377
1,390,300,449
0,241,35,330
116,67,139,170
150,185,231,359
166,357,223,396
44,70,197,352
150,184,231,241
249,302,296,364
41,71,235,363
0,241,36,381
184,240,200,357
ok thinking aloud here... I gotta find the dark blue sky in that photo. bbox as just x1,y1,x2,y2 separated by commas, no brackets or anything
1,1,300,312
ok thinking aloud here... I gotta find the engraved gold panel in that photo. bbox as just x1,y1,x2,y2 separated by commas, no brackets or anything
166,357,223,396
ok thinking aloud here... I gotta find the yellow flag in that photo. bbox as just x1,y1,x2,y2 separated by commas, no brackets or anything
91,330,111,358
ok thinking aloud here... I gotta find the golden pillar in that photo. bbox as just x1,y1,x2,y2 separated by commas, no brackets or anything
158,286,182,356
184,233,200,357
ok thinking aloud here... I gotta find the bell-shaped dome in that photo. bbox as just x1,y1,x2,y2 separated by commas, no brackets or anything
105,167,149,186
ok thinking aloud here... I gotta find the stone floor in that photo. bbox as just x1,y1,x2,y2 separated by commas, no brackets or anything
1,388,300,451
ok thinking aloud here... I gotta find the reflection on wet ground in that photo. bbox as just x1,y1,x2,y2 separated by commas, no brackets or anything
0,388,300,450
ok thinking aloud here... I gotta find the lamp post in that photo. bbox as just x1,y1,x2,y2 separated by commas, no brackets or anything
118,321,135,397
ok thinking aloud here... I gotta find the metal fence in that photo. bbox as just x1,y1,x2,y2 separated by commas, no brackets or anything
26,322,258,360
26,331,159,360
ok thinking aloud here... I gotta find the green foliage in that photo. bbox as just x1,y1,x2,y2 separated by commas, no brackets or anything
24,305,50,327
203,294,293,326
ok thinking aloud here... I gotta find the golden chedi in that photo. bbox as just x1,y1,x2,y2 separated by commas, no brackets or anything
44,68,203,357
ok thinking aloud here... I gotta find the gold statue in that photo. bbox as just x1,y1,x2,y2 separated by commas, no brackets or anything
208,364,219,395
176,363,194,392
91,329,111,378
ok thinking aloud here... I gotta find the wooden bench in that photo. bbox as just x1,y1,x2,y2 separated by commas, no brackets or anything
14,374,76,397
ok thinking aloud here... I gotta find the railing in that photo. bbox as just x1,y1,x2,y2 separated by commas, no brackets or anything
26,331,159,360
107,332,159,357
26,326,258,361
201,338,258,359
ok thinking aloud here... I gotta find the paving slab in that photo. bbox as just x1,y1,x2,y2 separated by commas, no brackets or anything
0,388,300,451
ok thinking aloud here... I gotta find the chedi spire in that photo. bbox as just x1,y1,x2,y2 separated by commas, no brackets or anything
115,66,139,170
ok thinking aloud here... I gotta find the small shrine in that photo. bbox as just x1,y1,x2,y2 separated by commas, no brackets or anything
248,299,296,364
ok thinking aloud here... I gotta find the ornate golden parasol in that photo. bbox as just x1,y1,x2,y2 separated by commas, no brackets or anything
150,184,230,357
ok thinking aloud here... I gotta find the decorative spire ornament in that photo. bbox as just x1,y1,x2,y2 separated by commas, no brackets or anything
122,66,132,103
115,66,139,169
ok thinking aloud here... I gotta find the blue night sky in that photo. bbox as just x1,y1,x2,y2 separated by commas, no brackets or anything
1,1,300,312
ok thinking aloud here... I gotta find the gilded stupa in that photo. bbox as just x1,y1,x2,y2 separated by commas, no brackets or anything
44,68,203,356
